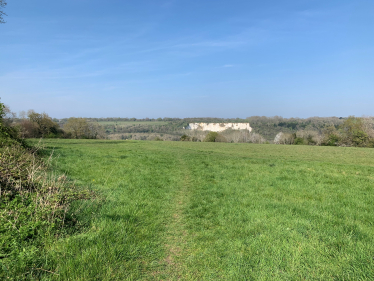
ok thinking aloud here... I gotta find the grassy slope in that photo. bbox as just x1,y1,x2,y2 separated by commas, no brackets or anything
39,140,374,280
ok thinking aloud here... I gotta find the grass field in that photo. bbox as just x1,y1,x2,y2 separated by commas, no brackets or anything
96,121,169,126
36,140,374,280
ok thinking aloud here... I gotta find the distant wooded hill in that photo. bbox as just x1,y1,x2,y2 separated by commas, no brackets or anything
7,106,374,147
55,116,347,141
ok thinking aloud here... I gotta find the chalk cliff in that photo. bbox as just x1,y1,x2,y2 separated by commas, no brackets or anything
185,123,252,132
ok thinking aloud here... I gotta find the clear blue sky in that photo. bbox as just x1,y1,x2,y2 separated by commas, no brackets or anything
1,0,373,118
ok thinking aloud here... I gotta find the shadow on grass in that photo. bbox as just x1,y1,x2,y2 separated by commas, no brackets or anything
62,195,106,236
103,213,140,224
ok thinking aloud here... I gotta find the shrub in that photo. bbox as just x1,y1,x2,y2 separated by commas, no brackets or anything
322,134,340,146
274,132,295,145
368,139,374,148
63,118,105,139
274,132,284,144
180,134,190,141
0,104,26,148
26,111,62,138
321,126,340,146
0,144,91,277
339,116,371,147
351,130,369,147
0,100,92,277
306,135,316,145
248,133,266,144
215,134,227,143
294,137,305,145
204,132,219,142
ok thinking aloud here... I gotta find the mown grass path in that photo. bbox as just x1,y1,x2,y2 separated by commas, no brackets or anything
159,157,192,280
36,140,374,280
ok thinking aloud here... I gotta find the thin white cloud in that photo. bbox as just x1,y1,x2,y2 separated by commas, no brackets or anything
161,0,177,8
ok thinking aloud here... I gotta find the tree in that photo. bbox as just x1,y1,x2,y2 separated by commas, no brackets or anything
0,99,5,124
0,99,23,146
204,132,219,142
2,104,15,126
293,137,305,145
339,116,369,147
87,121,106,139
180,134,190,141
321,126,340,146
215,134,227,143
27,110,61,137
0,0,7,24
18,110,27,119
64,118,105,139
64,118,90,139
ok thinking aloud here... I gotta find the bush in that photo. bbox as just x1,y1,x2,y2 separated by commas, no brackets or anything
0,144,92,278
339,116,370,147
204,132,219,142
64,118,105,139
321,126,340,146
368,139,374,148
322,134,340,146
305,134,317,145
0,102,26,147
180,134,190,141
16,110,64,138
215,134,227,142
294,137,305,145
0,100,92,278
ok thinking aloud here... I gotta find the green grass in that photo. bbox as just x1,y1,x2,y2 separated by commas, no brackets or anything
34,140,374,280
95,121,168,126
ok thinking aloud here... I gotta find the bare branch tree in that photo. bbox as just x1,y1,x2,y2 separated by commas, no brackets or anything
0,0,7,24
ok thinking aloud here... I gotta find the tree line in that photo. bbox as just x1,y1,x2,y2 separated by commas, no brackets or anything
273,116,374,147
8,107,106,139
67,116,347,140
4,102,374,147
180,116,374,147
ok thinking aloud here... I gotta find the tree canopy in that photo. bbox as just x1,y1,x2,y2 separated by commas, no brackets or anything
63,118,105,139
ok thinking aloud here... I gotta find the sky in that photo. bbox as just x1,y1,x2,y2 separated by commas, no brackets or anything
1,0,373,118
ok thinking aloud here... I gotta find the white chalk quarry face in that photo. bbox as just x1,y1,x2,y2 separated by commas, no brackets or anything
186,123,252,132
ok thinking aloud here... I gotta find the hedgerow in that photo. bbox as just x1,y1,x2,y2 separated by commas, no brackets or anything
0,100,92,279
